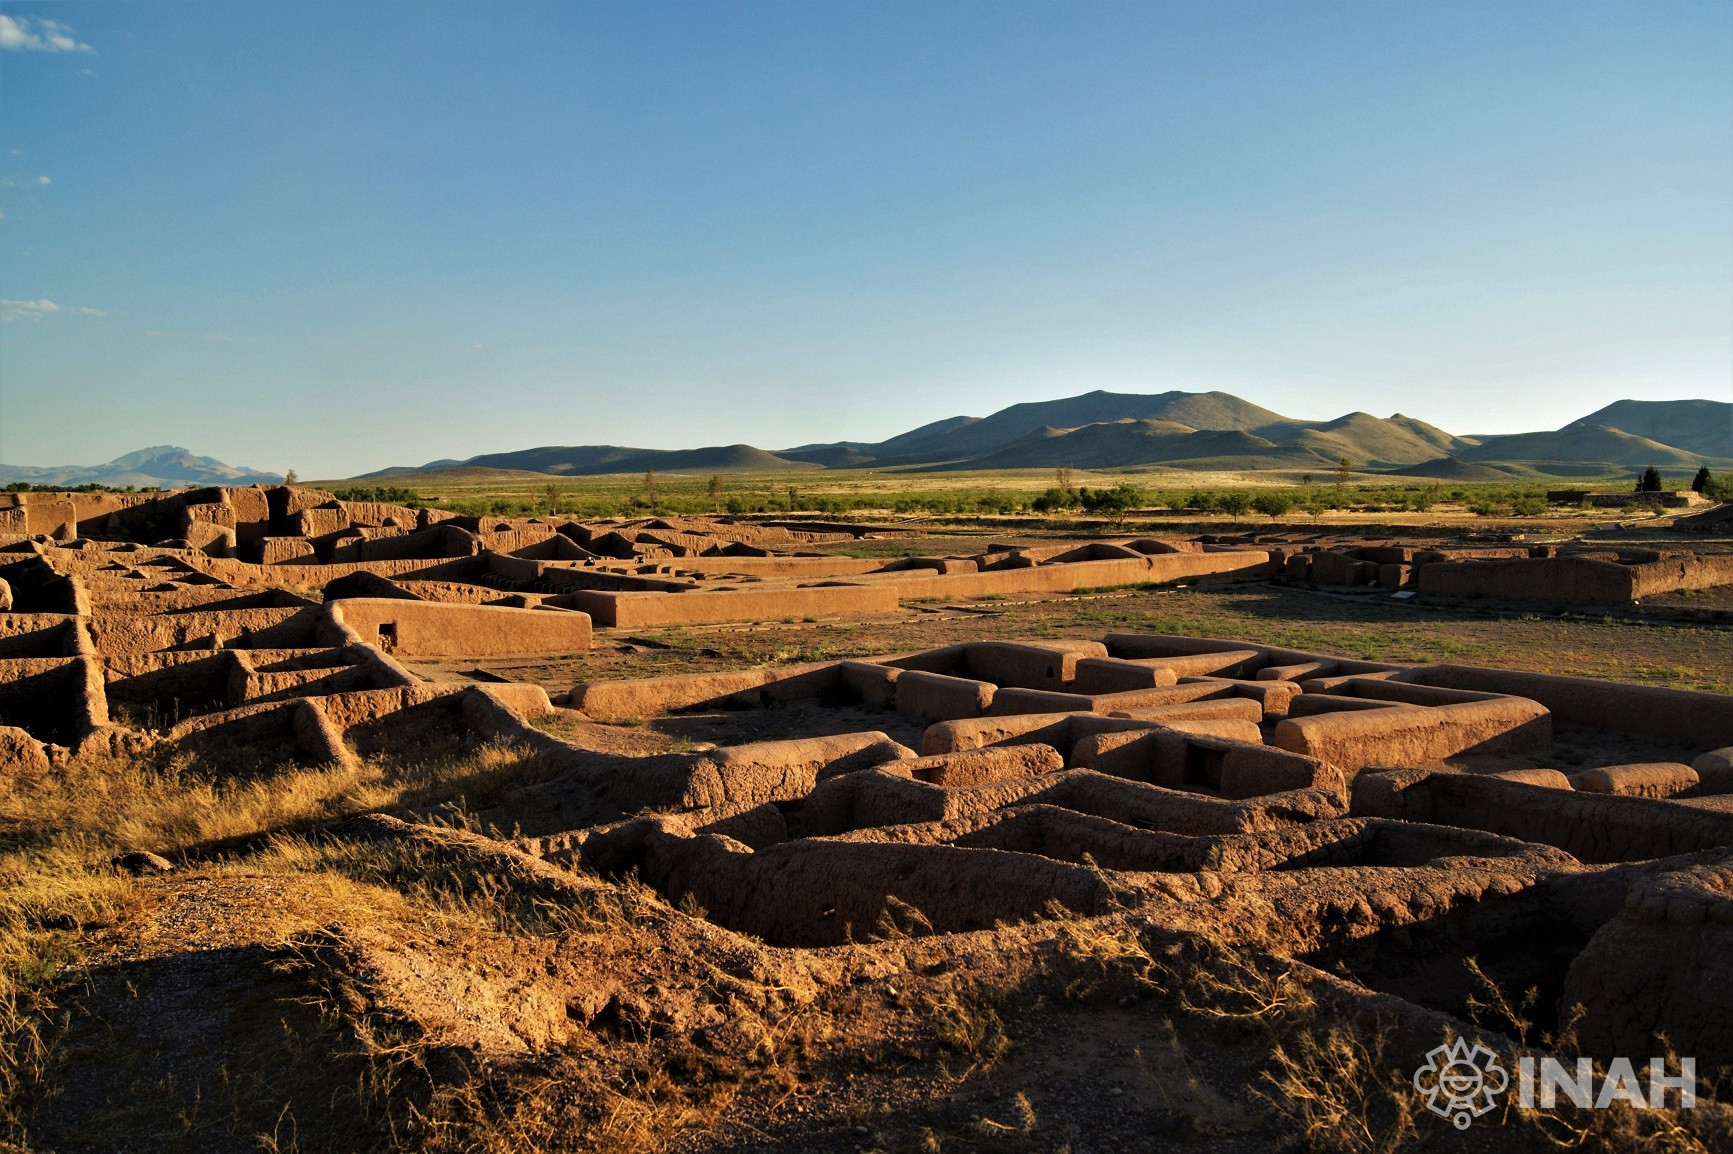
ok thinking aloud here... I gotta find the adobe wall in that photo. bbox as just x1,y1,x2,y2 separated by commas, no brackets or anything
86,606,325,656
916,700,1262,757
560,583,901,628
1272,693,1551,774
1402,664,1733,749
1415,557,1637,605
327,598,592,658
0,615,79,658
0,557,80,613
1561,861,1733,1068
1069,657,1183,694
196,555,486,588
1629,554,1733,600
880,550,1269,600
569,661,843,721
604,732,911,817
1102,633,1406,678
1352,768,1733,863
960,640,1109,688
1070,728,1336,799
634,830,1111,947
643,556,881,578
103,650,241,723
0,493,78,539
0,655,105,745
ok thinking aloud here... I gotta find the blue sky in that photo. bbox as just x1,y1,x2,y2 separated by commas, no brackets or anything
1,1,1728,478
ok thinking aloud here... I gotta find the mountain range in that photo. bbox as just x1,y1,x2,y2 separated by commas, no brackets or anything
0,446,283,489
358,392,1733,481
4,395,1726,489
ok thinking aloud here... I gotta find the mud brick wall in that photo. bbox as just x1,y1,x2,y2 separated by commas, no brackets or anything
1415,556,1638,604
328,598,592,657
1404,664,1733,749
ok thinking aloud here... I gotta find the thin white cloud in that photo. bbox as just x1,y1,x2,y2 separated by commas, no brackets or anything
0,15,94,53
36,175,49,185
0,298,106,321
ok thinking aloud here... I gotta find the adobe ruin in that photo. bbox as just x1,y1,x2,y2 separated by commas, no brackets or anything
7,486,1733,1147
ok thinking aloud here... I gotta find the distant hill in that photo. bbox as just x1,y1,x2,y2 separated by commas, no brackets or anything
1371,457,1540,482
854,390,1294,466
954,420,1281,471
1562,399,1732,460
362,443,813,480
0,445,282,489
350,389,1731,481
1457,424,1721,472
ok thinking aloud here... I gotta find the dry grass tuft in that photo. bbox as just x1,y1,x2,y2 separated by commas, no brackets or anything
1254,1016,1416,1154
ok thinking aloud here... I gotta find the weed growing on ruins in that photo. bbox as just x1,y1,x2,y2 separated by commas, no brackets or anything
0,857,144,1139
1255,1018,1417,1154
0,732,572,1147
0,736,554,869
1463,956,1538,1046
1045,896,1421,1152
923,990,1012,1068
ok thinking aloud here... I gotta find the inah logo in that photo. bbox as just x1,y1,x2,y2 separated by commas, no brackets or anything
1412,1037,1509,1129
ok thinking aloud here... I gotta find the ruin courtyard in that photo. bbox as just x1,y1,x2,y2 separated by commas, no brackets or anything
4,483,1733,1153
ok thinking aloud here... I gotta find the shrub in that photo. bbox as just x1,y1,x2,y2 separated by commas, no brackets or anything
1079,483,1145,514
1031,487,1081,513
1251,491,1294,519
1218,491,1254,521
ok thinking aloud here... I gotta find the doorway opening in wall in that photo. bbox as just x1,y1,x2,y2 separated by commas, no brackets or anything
377,622,397,652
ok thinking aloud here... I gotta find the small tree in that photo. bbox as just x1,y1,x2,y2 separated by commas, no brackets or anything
543,483,561,516
1219,490,1253,522
284,469,298,486
708,474,723,512
1637,466,1662,494
1252,491,1294,519
644,469,657,509
1693,466,1711,494
1031,487,1080,513
1335,456,1352,488
1080,483,1145,515
787,486,799,511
